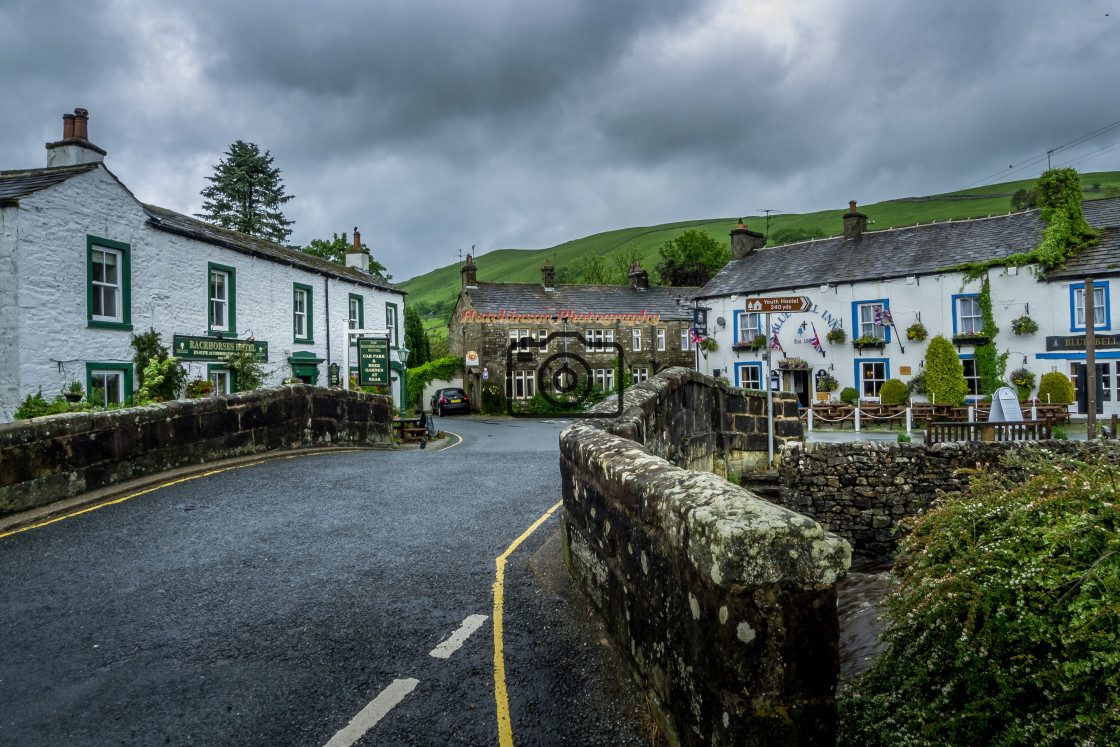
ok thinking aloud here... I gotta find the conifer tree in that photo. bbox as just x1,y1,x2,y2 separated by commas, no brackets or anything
924,335,968,406
196,141,295,243
403,306,431,368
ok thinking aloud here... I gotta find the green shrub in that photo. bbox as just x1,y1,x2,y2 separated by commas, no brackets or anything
896,432,911,443
407,355,462,408
879,378,909,405
1052,426,1068,440
838,453,1120,745
839,387,859,405
1037,371,1075,404
225,348,265,391
480,383,506,415
131,328,186,400
924,335,968,406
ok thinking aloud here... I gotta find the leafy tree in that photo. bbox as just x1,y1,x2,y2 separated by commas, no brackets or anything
302,231,392,281
131,328,186,400
924,335,968,406
1009,187,1038,211
655,230,729,286
197,140,295,243
404,306,431,369
224,348,265,391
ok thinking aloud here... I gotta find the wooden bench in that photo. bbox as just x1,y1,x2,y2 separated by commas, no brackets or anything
925,418,1053,443
393,418,427,443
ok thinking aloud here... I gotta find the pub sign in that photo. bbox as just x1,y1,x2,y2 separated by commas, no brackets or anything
358,338,390,387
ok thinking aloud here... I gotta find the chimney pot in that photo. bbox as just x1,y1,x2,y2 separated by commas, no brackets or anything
62,113,76,140
730,223,765,260
353,227,361,250
73,108,89,140
849,200,857,213
627,262,649,290
461,254,478,288
541,261,555,290
842,201,869,239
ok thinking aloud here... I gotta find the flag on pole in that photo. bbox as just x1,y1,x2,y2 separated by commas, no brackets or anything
689,327,706,345
808,323,825,356
768,326,783,352
873,307,894,327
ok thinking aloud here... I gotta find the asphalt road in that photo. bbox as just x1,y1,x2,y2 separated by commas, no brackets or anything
0,416,656,746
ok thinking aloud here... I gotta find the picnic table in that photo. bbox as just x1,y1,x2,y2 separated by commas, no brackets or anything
393,417,427,443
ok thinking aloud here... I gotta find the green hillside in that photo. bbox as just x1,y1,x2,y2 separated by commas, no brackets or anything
402,171,1120,322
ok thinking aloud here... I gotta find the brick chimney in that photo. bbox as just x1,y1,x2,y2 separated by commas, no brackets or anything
541,260,555,290
461,254,478,288
46,108,107,167
730,219,766,260
842,200,869,240
627,261,649,289
345,226,368,271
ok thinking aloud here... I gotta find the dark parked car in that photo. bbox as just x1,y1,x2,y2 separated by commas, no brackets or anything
430,387,470,416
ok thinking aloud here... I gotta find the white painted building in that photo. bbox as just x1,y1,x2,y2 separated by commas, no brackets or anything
0,109,407,422
696,199,1120,416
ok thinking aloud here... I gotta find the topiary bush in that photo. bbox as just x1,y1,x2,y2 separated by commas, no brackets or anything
839,386,859,405
838,452,1120,745
924,335,968,406
879,378,909,405
1037,371,1075,404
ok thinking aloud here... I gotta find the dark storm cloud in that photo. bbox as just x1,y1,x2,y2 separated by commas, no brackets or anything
2,0,1117,281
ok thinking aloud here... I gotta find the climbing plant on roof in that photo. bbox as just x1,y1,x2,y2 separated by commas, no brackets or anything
949,167,1099,280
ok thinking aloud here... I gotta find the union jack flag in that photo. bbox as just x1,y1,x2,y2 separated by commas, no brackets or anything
808,323,824,355
873,307,894,327
689,327,706,345
768,326,783,352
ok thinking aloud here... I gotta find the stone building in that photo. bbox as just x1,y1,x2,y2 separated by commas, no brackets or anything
697,198,1120,413
0,108,407,421
448,255,699,410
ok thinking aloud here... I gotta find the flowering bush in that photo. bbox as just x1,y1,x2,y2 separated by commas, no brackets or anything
905,322,928,341
1010,314,1040,335
826,328,847,345
185,378,213,398
838,453,1120,745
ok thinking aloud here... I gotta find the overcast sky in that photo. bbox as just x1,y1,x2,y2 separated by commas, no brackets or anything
2,0,1118,282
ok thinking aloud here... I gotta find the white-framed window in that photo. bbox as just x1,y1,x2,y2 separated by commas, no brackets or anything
956,296,983,335
90,369,125,405
859,360,887,398
508,328,531,351
1073,284,1108,330
507,370,535,400
632,328,642,351
293,286,309,340
539,328,548,353
736,363,762,389
209,369,231,396
91,246,123,323
584,329,613,352
594,368,615,391
386,303,398,347
209,269,229,331
349,297,361,329
737,312,762,343
681,328,696,351
656,328,666,351
632,366,649,383
857,302,887,340
961,358,982,396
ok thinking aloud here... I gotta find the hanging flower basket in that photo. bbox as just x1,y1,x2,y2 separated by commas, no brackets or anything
778,357,809,370
905,323,928,341
699,338,719,353
185,378,213,398
852,335,886,350
816,374,839,392
1010,315,1039,335
825,328,847,345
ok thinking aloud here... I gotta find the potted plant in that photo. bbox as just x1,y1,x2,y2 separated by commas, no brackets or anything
905,322,928,341
63,381,84,403
778,356,808,369
825,328,847,345
852,335,886,350
1010,315,1039,335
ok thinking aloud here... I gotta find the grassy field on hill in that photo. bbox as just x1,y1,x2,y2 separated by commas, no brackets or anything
402,171,1120,322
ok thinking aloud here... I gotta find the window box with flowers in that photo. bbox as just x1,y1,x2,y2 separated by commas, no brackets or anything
852,335,886,351
952,331,990,346
825,328,847,345
777,356,809,370
732,334,768,353
906,323,928,341
1010,315,1039,335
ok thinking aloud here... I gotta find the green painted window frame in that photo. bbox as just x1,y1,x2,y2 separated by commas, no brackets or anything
348,293,364,346
293,282,314,344
207,262,237,336
385,302,399,348
206,363,235,394
85,362,134,406
86,235,132,330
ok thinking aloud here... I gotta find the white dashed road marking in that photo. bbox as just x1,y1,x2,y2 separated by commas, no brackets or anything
430,614,489,659
323,678,419,747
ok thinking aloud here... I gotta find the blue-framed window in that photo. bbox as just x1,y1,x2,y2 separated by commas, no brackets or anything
1070,282,1110,332
734,311,763,344
958,354,983,398
735,362,763,389
852,299,890,342
951,294,983,335
854,358,889,398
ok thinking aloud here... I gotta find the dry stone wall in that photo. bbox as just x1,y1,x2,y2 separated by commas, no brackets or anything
560,368,850,746
0,385,393,516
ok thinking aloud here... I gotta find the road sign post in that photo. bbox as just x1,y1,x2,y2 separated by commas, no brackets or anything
746,296,812,313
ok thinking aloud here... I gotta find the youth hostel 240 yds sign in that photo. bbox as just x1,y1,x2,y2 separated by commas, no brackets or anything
172,335,268,362
358,338,390,387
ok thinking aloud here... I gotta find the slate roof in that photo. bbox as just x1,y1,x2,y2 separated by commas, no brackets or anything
1046,198,1120,280
143,205,401,293
0,163,100,201
463,282,697,319
696,196,1120,299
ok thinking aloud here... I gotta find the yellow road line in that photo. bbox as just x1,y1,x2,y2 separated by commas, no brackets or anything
440,431,463,450
492,500,563,747
0,449,358,539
